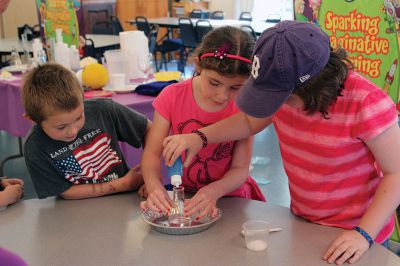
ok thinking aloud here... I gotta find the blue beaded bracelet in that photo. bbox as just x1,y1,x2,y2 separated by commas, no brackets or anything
353,226,373,247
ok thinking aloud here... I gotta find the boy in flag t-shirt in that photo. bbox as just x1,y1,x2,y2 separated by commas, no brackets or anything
22,63,151,199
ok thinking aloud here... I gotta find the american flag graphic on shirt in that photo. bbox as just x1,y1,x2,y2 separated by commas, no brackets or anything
53,132,122,184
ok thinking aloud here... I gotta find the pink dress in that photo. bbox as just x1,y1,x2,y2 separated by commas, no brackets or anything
153,78,265,201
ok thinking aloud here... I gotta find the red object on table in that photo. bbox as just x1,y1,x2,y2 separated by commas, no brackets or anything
84,90,113,99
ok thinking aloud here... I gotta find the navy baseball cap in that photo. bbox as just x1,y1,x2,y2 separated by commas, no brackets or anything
236,21,330,118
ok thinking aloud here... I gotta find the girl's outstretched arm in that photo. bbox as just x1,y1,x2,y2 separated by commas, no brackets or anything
163,112,271,167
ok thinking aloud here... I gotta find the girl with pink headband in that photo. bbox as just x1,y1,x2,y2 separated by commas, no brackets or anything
141,26,265,218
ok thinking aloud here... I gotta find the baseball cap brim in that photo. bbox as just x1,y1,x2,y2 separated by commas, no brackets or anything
236,77,293,118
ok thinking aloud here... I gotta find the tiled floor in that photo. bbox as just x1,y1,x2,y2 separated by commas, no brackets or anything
0,60,290,206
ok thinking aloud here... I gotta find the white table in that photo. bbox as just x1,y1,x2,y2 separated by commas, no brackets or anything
0,34,119,54
0,38,32,53
0,194,398,266
127,17,275,35
85,34,119,48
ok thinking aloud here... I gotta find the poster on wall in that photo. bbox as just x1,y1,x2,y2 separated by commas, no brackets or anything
36,0,84,47
294,0,400,105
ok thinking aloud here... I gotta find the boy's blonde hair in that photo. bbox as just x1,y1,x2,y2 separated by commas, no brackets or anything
22,63,83,125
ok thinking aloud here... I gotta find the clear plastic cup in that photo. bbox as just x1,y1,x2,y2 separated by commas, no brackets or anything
110,73,126,90
242,220,270,251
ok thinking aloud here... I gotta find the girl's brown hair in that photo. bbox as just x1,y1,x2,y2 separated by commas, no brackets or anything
194,26,255,77
22,63,83,125
292,47,353,118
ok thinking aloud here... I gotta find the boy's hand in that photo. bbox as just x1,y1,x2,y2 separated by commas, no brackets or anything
184,186,219,220
1,178,24,188
3,184,24,205
163,133,203,167
119,165,143,192
322,229,369,265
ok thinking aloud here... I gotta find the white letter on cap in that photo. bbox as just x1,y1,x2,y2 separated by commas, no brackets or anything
251,55,260,79
299,74,310,83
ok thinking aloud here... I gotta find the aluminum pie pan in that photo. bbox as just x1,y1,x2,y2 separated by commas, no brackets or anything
141,208,222,235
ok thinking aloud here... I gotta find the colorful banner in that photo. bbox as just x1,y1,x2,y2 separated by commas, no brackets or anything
36,0,83,47
294,0,400,105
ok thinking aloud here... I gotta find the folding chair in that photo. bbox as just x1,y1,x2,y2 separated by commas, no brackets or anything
266,14,281,23
195,20,212,42
178,17,199,72
136,16,182,71
239,11,252,22
240,25,257,41
210,11,224,20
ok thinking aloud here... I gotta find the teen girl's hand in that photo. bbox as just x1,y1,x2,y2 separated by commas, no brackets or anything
184,186,220,220
163,133,203,167
322,229,370,265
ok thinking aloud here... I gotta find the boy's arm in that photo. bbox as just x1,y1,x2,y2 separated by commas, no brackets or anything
141,111,174,213
184,136,254,218
60,166,143,200
107,99,149,148
163,112,272,167
323,123,400,264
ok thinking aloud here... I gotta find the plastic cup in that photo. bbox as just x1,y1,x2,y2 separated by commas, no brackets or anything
104,49,129,82
110,73,125,90
242,220,270,251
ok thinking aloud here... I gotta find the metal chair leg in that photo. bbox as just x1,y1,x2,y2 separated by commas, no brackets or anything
0,137,24,176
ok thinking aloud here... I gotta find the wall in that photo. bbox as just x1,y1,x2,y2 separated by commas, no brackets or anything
0,0,37,38
208,0,254,20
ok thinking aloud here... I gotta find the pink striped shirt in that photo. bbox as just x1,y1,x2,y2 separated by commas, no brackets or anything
272,72,397,243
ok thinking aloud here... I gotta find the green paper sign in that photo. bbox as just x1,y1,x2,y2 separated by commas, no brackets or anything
295,0,400,105
36,0,81,47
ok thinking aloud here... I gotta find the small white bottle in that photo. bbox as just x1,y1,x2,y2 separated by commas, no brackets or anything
168,156,183,187
32,38,42,65
70,45,81,71
53,29,71,69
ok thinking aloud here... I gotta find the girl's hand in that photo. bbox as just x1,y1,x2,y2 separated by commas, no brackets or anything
184,186,219,220
322,229,370,265
146,184,173,214
138,184,147,198
163,133,203,167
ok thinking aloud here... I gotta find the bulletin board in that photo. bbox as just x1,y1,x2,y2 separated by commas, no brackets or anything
294,0,400,105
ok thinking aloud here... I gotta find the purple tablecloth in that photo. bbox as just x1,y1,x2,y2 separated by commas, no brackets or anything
0,77,168,181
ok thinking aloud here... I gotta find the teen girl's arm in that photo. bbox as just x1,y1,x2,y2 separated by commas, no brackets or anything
140,111,175,213
163,112,272,167
184,136,254,219
323,123,400,265
59,164,144,199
